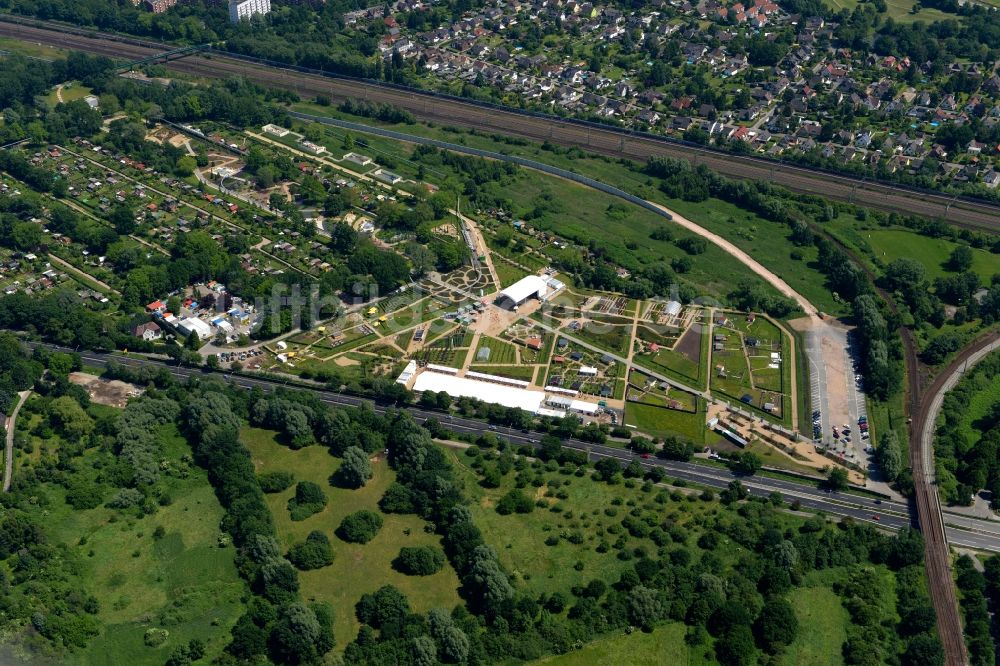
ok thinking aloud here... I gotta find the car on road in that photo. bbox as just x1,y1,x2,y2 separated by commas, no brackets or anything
640,454,651,459
874,499,882,505
872,514,880,521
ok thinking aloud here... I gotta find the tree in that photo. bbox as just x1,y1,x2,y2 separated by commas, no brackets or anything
270,601,331,664
428,608,470,663
875,430,903,481
627,585,664,631
824,467,849,492
753,598,798,653
110,205,136,235
715,624,757,666
901,633,944,666
49,396,94,439
947,245,973,272
287,531,334,570
730,451,762,476
393,546,445,575
356,584,410,628
287,481,327,521
332,446,373,489
337,510,383,543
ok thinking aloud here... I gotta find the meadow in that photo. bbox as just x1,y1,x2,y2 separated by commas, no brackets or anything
241,428,463,649
16,410,246,666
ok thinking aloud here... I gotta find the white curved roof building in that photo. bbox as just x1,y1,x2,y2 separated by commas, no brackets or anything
495,275,548,310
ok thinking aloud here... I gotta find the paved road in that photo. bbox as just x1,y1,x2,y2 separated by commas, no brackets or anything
24,341,1000,552
1,19,999,231
2,391,29,492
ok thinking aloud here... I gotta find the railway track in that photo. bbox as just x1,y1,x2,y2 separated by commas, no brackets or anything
909,331,1000,666
2,18,999,231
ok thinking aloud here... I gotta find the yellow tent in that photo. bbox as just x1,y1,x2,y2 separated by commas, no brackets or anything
378,315,388,322
372,321,380,327
317,326,326,333
367,307,378,315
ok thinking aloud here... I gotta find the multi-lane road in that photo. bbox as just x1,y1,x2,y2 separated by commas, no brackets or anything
35,342,1000,553
1,17,999,231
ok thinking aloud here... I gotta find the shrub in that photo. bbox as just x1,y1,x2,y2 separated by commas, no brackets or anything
258,471,295,493
287,482,327,521
287,531,335,570
65,481,103,510
496,489,534,515
337,510,383,543
393,546,445,576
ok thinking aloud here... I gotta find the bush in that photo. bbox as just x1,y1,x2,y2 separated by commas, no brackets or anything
393,546,446,576
496,489,534,515
65,481,103,510
287,531,334,570
258,471,295,493
287,481,327,521
337,510,384,543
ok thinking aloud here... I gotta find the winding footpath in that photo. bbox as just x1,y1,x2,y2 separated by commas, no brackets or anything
2,391,29,492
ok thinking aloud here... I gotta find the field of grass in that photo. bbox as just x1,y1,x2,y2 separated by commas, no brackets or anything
494,258,531,286
861,229,998,282
241,428,462,648
472,335,519,364
44,81,92,108
531,623,712,666
663,196,845,317
469,364,537,382
783,584,850,666
27,422,246,666
624,401,706,443
440,445,725,597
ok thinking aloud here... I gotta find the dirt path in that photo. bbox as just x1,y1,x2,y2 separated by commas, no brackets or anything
646,201,819,320
3,391,30,492
47,253,119,294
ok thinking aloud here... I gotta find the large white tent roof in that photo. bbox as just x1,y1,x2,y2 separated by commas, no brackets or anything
497,275,548,306
413,370,545,413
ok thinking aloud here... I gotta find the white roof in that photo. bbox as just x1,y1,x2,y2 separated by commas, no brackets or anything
578,366,598,375
396,360,417,384
536,407,567,418
570,399,600,414
413,370,544,413
178,317,213,339
498,275,548,305
665,300,682,316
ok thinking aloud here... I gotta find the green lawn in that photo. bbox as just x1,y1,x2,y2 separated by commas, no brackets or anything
33,424,246,666
532,623,713,665
662,196,845,317
623,401,706,443
783,585,850,666
241,428,462,649
862,229,998,282
472,335,519,364
441,445,726,598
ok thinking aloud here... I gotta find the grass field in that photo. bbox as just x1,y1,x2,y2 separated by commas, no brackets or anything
531,623,713,665
28,423,247,666
783,585,850,666
624,401,706,443
440,445,724,597
861,229,998,282
472,335,519,364
469,364,537,382
662,196,846,317
241,428,462,648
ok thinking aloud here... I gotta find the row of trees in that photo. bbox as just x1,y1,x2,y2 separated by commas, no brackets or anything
934,350,1000,506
